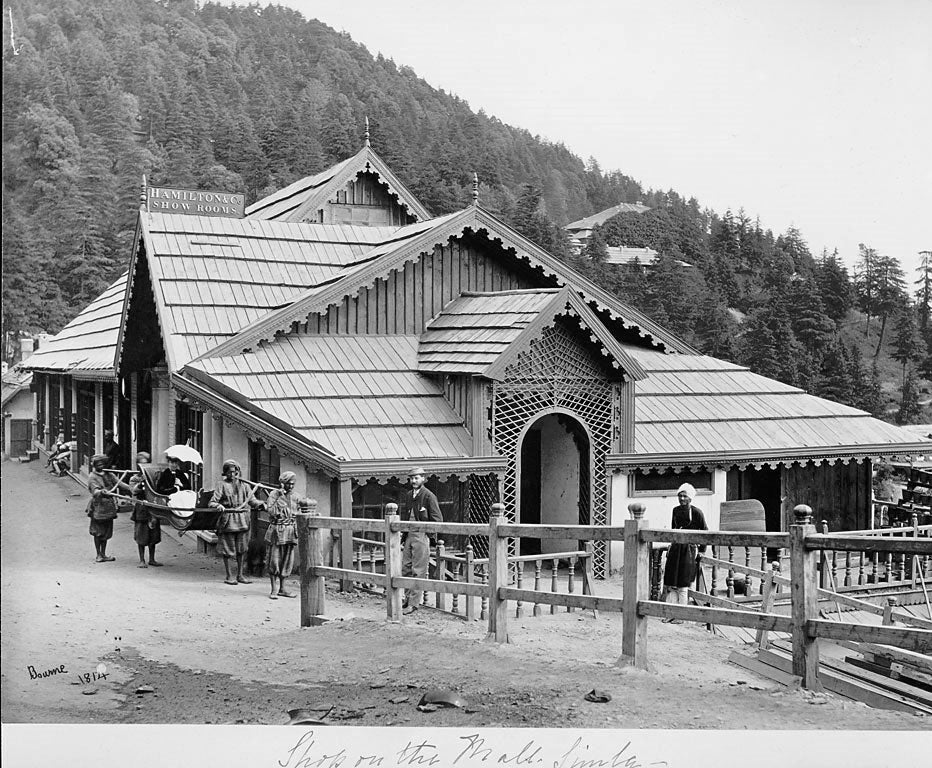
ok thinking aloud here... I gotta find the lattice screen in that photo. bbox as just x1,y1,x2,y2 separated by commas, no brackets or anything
465,472,501,560
491,322,618,577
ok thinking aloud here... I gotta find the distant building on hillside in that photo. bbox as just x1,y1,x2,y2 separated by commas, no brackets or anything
566,202,691,268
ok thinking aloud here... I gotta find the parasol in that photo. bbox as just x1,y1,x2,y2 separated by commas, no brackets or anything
163,444,203,464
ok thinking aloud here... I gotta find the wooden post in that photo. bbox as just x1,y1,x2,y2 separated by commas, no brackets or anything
818,520,829,589
912,514,920,587
338,479,354,593
465,544,475,621
882,596,897,626
383,503,403,622
620,502,650,669
583,541,598,619
297,499,325,627
790,504,822,691
756,563,779,650
487,503,509,643
435,539,445,610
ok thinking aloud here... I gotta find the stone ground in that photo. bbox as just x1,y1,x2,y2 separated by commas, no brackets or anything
2,458,930,738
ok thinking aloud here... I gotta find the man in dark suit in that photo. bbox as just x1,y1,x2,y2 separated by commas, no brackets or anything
401,467,442,614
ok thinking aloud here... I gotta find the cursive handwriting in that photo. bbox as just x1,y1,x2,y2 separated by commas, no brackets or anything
27,664,67,680
278,731,668,768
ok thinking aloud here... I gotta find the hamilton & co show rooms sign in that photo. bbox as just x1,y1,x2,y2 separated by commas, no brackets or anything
147,186,245,218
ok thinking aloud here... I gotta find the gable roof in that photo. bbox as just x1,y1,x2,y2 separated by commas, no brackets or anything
181,335,474,463
607,348,932,468
246,145,432,222
125,210,454,371
566,202,651,231
21,274,126,379
1,367,33,407
418,286,647,380
200,205,695,361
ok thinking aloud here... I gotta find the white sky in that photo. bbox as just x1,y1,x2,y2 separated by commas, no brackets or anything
272,0,931,275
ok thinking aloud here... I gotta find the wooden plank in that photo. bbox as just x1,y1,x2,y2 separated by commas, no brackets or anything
852,642,932,674
638,600,794,632
758,649,932,714
727,650,800,687
500,588,623,613
499,524,626,541
312,566,389,587
642,530,790,548
844,656,932,695
806,534,932,555
809,619,932,653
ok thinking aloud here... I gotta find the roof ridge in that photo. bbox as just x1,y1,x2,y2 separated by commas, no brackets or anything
459,288,563,297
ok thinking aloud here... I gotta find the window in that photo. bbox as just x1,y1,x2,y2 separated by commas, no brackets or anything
175,400,204,490
75,382,95,469
35,374,46,445
248,438,280,488
631,468,713,495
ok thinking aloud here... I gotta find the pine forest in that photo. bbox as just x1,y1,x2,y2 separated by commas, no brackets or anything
3,0,931,424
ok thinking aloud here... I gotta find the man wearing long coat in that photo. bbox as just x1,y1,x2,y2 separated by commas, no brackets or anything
401,467,442,614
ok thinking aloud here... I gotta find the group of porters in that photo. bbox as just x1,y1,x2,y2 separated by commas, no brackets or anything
82,452,443,608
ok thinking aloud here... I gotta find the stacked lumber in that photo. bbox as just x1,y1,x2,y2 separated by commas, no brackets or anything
729,641,932,715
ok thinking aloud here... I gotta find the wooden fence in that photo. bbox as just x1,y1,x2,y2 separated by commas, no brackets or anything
295,500,932,690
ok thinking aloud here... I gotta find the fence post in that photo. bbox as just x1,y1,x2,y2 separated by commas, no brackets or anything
818,520,829,589
789,504,822,691
882,596,897,626
912,514,920,587
296,498,325,627
465,544,475,621
756,563,779,650
620,502,650,669
383,503,402,622
487,503,509,643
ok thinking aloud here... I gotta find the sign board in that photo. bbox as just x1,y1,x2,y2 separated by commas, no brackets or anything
147,186,245,218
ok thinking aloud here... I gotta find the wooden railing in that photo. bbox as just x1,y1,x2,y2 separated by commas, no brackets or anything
295,501,932,690
346,518,594,621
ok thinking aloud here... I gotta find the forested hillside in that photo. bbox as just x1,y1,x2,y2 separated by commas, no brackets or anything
3,0,930,422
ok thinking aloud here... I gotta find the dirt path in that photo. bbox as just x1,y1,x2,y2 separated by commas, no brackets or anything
2,458,929,731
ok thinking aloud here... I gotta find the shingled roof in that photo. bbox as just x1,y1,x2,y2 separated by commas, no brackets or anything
22,274,126,379
129,211,459,370
245,145,431,222
606,348,932,468
566,202,651,231
182,335,473,462
201,205,696,361
418,287,647,380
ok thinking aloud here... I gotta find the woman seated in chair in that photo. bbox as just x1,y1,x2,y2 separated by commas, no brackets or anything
156,453,192,497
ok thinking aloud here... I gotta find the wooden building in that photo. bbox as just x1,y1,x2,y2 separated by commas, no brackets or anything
23,140,932,576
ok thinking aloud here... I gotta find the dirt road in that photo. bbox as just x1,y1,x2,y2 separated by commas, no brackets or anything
1,458,929,732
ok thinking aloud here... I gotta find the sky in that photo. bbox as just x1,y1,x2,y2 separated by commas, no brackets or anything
273,0,931,275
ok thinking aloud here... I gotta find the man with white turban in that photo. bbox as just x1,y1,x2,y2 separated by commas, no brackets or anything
662,483,709,623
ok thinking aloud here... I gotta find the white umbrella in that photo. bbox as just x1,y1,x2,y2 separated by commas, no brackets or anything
164,444,203,465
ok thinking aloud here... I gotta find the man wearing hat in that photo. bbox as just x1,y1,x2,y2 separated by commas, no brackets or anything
401,467,443,614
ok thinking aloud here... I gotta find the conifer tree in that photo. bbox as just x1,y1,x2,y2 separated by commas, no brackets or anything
915,251,932,333
816,249,854,324
896,369,921,425
891,307,926,388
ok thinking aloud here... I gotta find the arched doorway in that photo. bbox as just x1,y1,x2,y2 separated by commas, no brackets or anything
517,412,591,556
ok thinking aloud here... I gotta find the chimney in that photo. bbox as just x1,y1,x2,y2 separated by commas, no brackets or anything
36,333,52,348
19,337,34,361
1,362,8,376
